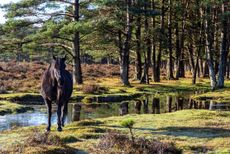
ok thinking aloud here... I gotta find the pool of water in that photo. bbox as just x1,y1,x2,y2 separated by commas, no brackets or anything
0,94,230,131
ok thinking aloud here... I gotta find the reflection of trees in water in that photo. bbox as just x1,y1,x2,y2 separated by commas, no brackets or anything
119,101,129,116
167,96,172,112
134,100,142,114
143,98,149,114
72,104,81,121
62,95,230,122
152,98,160,114
178,97,184,110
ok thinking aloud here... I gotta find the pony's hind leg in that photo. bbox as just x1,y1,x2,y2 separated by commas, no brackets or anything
61,102,68,127
45,99,52,131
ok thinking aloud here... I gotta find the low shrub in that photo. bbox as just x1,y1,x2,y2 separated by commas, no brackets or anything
82,84,108,94
0,84,7,94
82,84,100,94
91,131,181,154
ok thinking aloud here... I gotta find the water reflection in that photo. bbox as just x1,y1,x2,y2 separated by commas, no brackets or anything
167,96,172,112
119,101,129,116
152,98,160,114
72,104,81,121
143,99,149,114
1,94,230,131
134,100,142,114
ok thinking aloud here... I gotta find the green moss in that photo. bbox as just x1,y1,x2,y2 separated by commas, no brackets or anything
193,84,230,103
0,93,43,103
0,101,33,115
81,96,94,103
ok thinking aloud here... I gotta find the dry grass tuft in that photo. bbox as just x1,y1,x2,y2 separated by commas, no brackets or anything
26,129,62,146
82,84,108,94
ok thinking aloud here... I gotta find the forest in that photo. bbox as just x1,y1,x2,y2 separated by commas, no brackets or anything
0,0,230,153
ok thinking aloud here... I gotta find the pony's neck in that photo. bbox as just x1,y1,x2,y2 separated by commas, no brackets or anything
48,64,56,84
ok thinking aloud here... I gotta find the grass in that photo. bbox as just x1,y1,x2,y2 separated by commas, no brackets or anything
0,101,33,115
193,80,230,103
1,110,230,153
73,77,211,97
0,77,213,104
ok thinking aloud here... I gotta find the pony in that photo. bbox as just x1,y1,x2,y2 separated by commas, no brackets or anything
41,55,73,131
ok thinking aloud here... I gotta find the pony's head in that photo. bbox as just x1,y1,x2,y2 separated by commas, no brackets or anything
51,55,67,87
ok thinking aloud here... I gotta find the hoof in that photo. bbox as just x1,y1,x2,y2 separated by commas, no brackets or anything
57,127,62,132
62,123,65,127
46,127,51,132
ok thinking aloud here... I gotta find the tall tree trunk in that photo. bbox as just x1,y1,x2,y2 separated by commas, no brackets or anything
152,0,157,81
175,1,188,79
120,0,132,86
154,0,165,82
167,0,174,79
179,18,186,78
217,1,229,88
227,57,230,79
175,23,181,79
192,57,199,84
72,0,83,84
192,0,203,84
188,32,195,76
198,58,203,78
135,15,142,80
205,6,217,90
141,2,151,84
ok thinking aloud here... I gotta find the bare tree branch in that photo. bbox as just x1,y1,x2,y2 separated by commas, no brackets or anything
50,0,75,6
54,36,73,42
42,43,74,57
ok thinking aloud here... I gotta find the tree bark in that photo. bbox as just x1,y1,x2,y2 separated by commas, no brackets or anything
227,57,230,79
217,1,229,88
120,0,132,86
175,23,180,80
175,1,188,79
205,6,217,90
135,15,142,81
167,0,174,80
141,2,151,84
152,0,157,81
154,0,165,82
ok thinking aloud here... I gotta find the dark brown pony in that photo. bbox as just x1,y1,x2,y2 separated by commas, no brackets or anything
41,55,73,131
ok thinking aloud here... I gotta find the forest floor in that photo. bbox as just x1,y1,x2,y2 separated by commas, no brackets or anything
1,110,230,153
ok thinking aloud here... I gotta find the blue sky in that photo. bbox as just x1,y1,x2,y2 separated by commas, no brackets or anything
0,0,20,23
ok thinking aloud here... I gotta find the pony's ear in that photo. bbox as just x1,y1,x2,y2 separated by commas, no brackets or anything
53,55,56,60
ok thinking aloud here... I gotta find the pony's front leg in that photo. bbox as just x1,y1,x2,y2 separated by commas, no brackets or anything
61,102,68,127
45,99,52,131
57,103,63,132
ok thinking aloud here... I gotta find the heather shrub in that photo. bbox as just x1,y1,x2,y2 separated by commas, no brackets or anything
91,131,181,154
82,84,108,94
0,84,7,94
26,129,62,146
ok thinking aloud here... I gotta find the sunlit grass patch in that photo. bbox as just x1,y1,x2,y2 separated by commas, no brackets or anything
0,101,33,115
193,81,230,103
